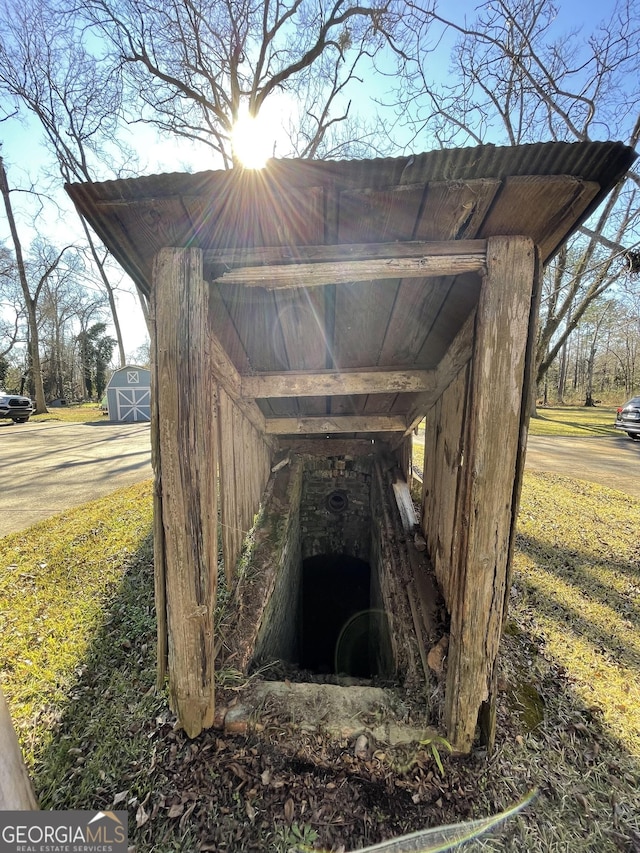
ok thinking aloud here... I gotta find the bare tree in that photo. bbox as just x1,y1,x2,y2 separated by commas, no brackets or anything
395,0,640,408
0,0,137,366
0,243,25,360
0,157,74,412
76,0,434,167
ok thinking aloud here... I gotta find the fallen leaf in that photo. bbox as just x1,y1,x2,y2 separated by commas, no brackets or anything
113,790,128,806
135,804,149,828
284,797,294,823
167,803,184,818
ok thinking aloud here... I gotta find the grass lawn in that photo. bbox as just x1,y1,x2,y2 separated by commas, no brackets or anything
527,405,619,437
29,402,107,424
1,410,639,850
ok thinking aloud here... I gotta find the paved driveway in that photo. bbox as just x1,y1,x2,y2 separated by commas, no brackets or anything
525,433,640,498
2,420,638,540
0,419,152,538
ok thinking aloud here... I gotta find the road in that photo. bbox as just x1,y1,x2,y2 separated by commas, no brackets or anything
0,419,152,538
524,433,640,498
1,420,638,540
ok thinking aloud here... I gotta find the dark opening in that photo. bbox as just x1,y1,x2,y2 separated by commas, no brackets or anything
300,554,378,678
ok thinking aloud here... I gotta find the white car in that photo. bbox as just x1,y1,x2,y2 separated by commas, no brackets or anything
0,392,33,423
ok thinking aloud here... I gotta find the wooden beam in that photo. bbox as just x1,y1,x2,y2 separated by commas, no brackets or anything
241,368,436,399
207,240,487,289
265,414,407,434
152,247,218,739
278,438,391,456
444,235,537,754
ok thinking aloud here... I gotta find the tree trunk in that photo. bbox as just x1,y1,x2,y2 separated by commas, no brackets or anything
79,215,127,367
0,157,48,414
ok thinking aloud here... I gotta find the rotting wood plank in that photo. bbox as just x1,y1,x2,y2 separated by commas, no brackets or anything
152,246,218,739
414,180,501,241
241,368,437,399
218,388,242,587
149,302,168,686
212,252,487,289
265,414,407,434
444,235,537,754
421,366,469,606
403,311,476,435
205,239,487,271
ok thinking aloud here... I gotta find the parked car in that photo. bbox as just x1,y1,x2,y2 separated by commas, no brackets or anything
614,396,640,440
0,391,33,423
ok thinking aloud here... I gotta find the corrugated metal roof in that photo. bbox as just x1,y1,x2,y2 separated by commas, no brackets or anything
66,141,636,438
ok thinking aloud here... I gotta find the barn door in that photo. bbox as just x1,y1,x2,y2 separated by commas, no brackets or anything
116,387,150,421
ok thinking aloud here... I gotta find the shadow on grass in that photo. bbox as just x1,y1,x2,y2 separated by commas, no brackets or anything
28,528,640,853
33,531,164,812
514,532,640,756
532,414,617,436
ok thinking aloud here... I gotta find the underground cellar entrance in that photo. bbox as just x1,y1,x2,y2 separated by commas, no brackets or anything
237,455,427,687
300,554,391,679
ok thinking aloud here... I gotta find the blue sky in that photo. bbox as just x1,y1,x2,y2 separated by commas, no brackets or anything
0,0,630,359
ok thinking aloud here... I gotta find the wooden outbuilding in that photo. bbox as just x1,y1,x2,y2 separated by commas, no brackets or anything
105,364,151,422
66,141,636,752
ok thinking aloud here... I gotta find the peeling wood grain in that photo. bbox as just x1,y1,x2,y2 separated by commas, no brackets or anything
153,247,218,739
443,236,537,754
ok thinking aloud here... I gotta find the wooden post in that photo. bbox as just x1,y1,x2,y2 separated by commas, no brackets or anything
444,236,537,753
152,247,218,738
0,687,38,809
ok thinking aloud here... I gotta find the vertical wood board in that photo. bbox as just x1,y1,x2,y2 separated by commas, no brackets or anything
444,236,537,753
153,247,219,739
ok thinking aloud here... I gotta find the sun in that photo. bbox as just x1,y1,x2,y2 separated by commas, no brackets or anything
231,93,297,168
231,101,286,169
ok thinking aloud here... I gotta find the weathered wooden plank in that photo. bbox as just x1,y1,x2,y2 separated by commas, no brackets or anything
421,366,469,605
218,388,243,587
213,252,487,288
404,310,476,434
333,279,399,368
415,273,482,367
265,414,407,434
149,306,168,686
338,187,426,242
241,368,437,398
208,283,252,373
480,176,599,259
0,686,38,809
378,277,452,366
444,236,537,754
278,437,391,456
205,239,487,270
414,180,501,240
272,287,327,371
153,247,218,739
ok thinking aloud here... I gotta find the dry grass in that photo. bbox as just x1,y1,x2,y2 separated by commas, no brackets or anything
0,465,639,851
30,402,106,424
528,406,619,436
